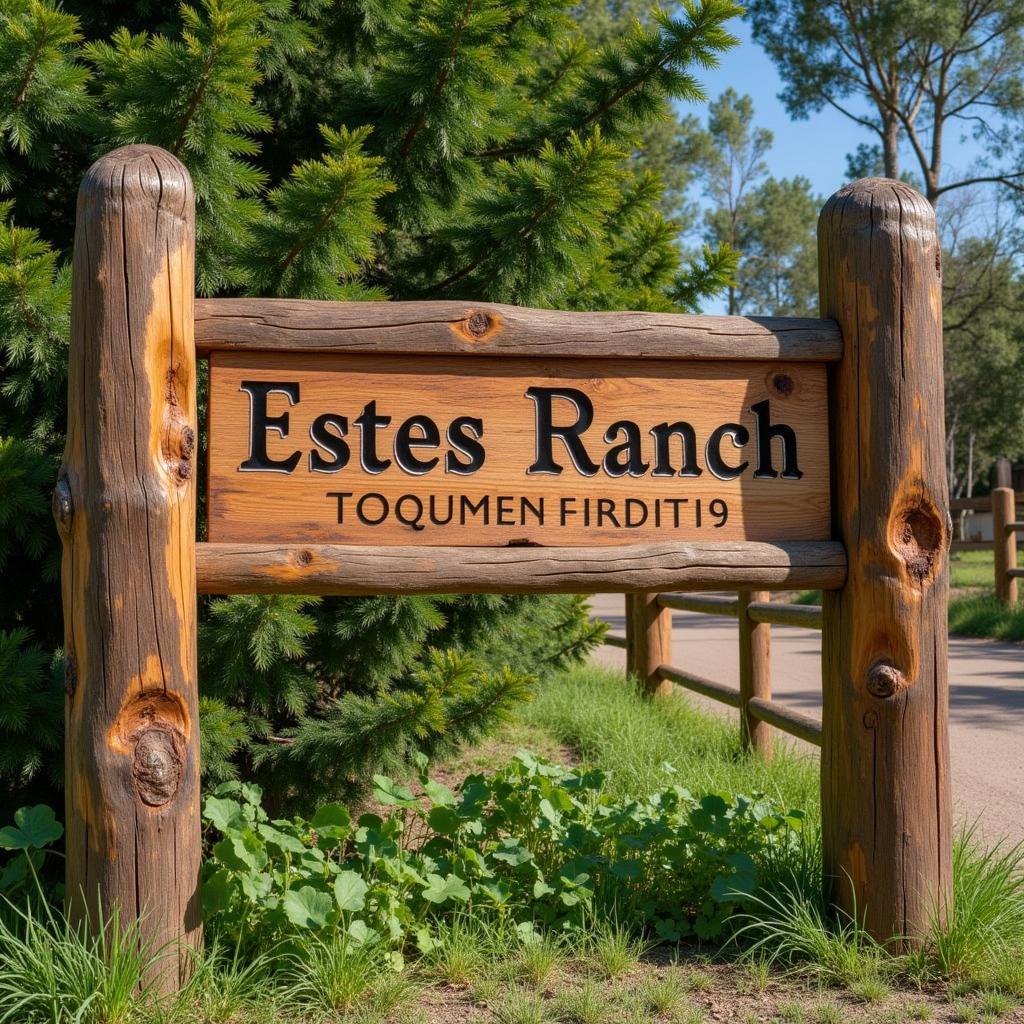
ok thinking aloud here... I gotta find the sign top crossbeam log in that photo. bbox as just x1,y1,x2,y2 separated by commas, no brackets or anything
194,298,842,362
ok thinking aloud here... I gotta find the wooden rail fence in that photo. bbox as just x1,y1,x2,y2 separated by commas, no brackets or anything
604,591,824,755
950,487,1022,605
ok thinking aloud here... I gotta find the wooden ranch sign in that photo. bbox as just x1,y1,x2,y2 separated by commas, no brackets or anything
206,352,831,545
57,145,952,992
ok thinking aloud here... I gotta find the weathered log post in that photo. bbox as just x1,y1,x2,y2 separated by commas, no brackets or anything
626,593,672,696
737,591,772,757
992,487,1018,606
56,145,200,989
818,179,952,943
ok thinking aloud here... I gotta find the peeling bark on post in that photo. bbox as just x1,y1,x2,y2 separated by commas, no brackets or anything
818,179,952,943
626,593,672,697
58,145,199,990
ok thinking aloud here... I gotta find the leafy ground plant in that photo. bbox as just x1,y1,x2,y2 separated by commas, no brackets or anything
200,751,806,954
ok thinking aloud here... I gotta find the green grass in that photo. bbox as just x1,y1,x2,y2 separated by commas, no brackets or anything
949,549,1024,590
515,664,820,814
948,593,1024,642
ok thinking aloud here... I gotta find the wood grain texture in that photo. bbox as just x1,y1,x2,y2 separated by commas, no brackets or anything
626,593,672,696
738,591,772,757
195,298,841,361
746,600,822,630
992,487,1018,606
207,352,831,546
195,540,847,595
655,665,742,708
819,178,952,943
747,698,822,747
656,593,739,616
58,145,199,989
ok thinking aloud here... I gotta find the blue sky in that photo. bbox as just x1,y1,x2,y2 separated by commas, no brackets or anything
689,20,862,201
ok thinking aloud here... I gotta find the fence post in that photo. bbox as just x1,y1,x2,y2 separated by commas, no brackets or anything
737,591,772,757
626,593,672,697
818,179,952,944
993,487,1018,606
57,146,200,990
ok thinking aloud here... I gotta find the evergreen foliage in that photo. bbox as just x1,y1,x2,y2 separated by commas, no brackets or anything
0,0,741,814
684,89,818,315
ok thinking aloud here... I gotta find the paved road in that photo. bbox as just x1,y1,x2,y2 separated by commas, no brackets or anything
590,594,1024,843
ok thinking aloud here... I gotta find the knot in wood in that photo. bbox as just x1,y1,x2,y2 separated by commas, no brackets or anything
179,425,195,461
52,476,74,531
466,311,492,337
296,549,314,566
133,726,184,807
891,502,944,583
867,660,907,699
771,373,795,397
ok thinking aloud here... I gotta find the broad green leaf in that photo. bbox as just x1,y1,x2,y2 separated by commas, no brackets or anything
213,832,267,873
421,872,470,904
422,778,456,807
491,839,532,866
311,803,351,831
426,805,461,835
283,885,333,929
258,823,306,855
372,775,417,806
203,796,244,832
334,870,368,912
0,806,63,851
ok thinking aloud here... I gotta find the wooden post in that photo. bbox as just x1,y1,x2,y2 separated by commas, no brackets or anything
56,146,199,990
626,593,672,697
737,591,772,757
992,487,1018,606
818,179,952,943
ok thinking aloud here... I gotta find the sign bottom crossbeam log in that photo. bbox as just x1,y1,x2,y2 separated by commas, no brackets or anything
195,540,847,595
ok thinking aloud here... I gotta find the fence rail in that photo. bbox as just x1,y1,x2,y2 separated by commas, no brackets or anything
606,589,824,755
951,487,1019,606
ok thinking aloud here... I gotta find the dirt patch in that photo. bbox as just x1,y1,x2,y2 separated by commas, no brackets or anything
408,951,1022,1023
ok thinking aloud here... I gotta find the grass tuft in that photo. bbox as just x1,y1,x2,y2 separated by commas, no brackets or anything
0,900,155,1024
492,985,553,1024
929,830,1024,985
280,931,382,1013
552,979,612,1024
635,972,687,1015
582,922,650,980
948,593,1024,642
507,933,567,988
734,883,892,988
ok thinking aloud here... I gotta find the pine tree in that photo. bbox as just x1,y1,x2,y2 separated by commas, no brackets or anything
0,0,741,815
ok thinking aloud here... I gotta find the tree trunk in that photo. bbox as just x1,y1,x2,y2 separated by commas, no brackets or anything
882,116,900,179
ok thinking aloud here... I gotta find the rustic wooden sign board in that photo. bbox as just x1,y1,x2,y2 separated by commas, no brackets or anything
207,351,830,545
60,143,952,991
